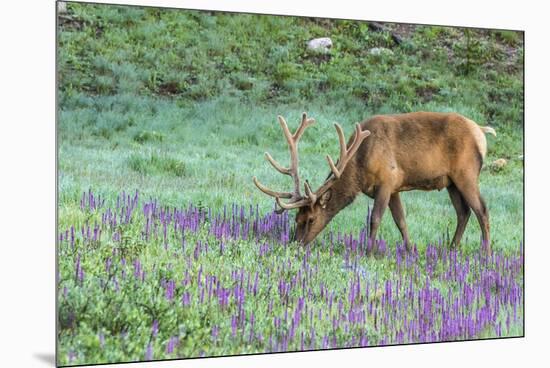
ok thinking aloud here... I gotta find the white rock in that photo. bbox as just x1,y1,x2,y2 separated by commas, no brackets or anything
369,47,394,56
58,2,67,14
307,37,333,53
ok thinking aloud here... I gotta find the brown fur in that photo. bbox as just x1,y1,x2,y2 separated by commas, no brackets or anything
294,112,494,253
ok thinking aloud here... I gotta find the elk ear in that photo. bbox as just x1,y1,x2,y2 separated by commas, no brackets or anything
319,190,332,209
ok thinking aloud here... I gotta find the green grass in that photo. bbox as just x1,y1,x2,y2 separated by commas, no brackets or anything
57,2,524,366
58,94,523,251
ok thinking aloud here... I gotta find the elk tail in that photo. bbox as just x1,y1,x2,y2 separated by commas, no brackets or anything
480,126,497,137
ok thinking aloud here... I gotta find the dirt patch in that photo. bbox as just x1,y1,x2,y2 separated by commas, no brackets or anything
416,85,440,103
157,81,182,96
383,22,418,41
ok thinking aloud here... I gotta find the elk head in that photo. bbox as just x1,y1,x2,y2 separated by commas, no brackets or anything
253,113,370,245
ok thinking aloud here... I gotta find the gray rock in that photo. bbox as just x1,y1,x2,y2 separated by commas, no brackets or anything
307,37,333,53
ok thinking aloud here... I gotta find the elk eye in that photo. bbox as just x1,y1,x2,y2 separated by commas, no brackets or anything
308,218,315,224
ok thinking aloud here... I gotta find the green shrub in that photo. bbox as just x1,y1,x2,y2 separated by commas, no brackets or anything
495,30,521,46
133,131,165,144
128,152,186,177
453,29,487,75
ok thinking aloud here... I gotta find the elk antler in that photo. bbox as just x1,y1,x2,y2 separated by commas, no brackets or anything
312,123,371,198
253,115,370,212
253,113,315,212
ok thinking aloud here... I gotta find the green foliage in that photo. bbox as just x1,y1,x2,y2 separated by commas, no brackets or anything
58,3,523,131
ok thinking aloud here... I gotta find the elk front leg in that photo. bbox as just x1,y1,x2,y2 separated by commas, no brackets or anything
369,186,392,247
389,192,411,250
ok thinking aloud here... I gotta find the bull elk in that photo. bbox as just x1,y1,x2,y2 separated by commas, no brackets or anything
253,112,496,253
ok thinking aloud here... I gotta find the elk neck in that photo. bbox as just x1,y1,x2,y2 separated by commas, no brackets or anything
324,162,362,215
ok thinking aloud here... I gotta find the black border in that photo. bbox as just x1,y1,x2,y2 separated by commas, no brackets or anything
55,1,526,367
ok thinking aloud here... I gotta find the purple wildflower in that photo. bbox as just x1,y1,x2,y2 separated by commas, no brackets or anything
166,336,178,354
152,320,158,337
145,343,153,360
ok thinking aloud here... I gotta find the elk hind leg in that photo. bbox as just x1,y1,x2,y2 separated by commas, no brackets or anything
447,183,471,248
452,176,491,254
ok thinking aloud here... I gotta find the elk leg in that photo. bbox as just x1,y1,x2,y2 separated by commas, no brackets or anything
452,179,491,254
447,184,471,249
369,186,392,246
388,192,411,250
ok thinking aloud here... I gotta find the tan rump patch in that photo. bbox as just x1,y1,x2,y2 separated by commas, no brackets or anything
464,118,488,158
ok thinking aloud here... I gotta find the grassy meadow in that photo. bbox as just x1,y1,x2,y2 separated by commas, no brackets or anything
57,2,524,366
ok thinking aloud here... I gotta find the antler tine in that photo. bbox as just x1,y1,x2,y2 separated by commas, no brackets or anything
253,176,293,199
276,196,312,210
265,152,290,175
332,122,370,178
335,123,348,163
276,114,315,199
277,115,295,146
293,112,315,142
304,180,317,204
346,123,371,161
259,116,294,178
325,123,349,179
